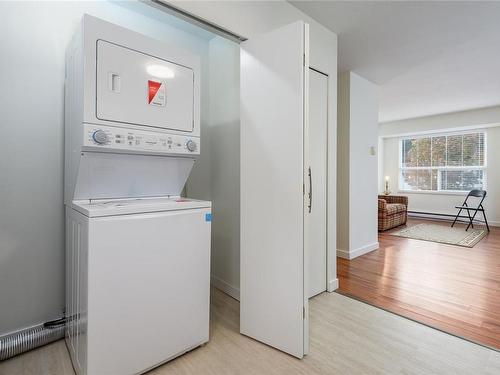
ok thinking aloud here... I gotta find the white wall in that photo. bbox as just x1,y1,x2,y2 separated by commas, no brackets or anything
337,74,350,253
0,0,212,336
349,74,379,253
175,0,339,293
380,106,500,226
187,36,241,299
337,72,379,259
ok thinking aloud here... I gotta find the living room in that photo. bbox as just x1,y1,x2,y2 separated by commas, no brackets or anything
338,93,500,349
304,0,500,352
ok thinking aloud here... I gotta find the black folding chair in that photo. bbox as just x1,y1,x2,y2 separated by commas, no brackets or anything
451,189,490,232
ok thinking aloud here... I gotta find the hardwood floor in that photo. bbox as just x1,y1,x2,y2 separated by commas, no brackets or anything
1,287,499,375
338,218,500,350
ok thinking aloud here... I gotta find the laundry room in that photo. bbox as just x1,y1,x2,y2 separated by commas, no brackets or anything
0,1,241,371
0,1,338,373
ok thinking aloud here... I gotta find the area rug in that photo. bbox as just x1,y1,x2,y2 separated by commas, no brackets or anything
391,223,486,247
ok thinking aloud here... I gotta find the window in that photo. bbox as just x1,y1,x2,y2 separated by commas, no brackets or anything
399,131,486,192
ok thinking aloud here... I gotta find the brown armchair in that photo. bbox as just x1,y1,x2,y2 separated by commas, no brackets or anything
378,195,408,231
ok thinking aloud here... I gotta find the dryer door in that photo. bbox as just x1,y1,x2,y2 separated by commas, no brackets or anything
96,40,194,132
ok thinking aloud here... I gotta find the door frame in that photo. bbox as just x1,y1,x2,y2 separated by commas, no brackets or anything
309,66,330,296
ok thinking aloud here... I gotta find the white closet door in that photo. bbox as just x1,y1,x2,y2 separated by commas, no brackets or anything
240,21,309,359
308,69,328,298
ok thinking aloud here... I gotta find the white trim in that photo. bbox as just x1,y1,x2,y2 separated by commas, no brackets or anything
337,242,379,260
336,249,350,259
398,190,468,196
400,166,485,170
336,249,349,259
327,278,339,292
379,122,500,139
210,275,240,301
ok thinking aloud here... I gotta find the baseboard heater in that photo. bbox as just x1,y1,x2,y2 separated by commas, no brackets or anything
0,318,65,361
408,211,487,225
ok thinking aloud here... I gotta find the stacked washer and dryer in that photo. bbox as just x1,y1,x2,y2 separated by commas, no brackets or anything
64,15,211,375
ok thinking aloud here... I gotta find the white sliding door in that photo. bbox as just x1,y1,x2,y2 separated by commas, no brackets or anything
240,21,309,359
308,69,328,298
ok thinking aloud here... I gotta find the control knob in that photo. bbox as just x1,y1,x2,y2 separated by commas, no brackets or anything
92,130,108,145
186,140,197,152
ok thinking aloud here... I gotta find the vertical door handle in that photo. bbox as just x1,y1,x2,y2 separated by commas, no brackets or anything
308,167,312,213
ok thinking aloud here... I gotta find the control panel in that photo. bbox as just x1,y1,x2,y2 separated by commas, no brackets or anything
83,124,200,155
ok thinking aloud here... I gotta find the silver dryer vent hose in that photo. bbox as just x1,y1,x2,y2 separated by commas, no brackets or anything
0,321,65,361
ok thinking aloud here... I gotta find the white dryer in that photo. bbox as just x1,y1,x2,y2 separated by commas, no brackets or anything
64,15,210,375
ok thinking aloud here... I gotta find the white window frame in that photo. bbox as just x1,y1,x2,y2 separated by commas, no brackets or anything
398,130,487,194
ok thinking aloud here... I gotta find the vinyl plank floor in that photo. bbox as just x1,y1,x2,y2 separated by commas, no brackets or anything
1,287,499,374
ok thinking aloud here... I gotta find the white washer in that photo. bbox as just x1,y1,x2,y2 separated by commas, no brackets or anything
66,198,211,375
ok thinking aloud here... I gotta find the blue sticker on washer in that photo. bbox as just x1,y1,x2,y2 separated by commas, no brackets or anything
205,213,212,222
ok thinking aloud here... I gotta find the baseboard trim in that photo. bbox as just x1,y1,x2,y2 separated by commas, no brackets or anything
327,278,339,292
337,249,349,259
210,275,240,301
337,242,379,260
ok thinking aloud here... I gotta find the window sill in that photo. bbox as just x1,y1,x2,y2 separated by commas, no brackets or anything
398,190,469,196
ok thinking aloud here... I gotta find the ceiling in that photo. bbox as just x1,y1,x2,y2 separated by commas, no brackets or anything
290,1,500,123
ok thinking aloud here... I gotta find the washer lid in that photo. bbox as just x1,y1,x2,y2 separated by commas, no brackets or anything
71,197,211,217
